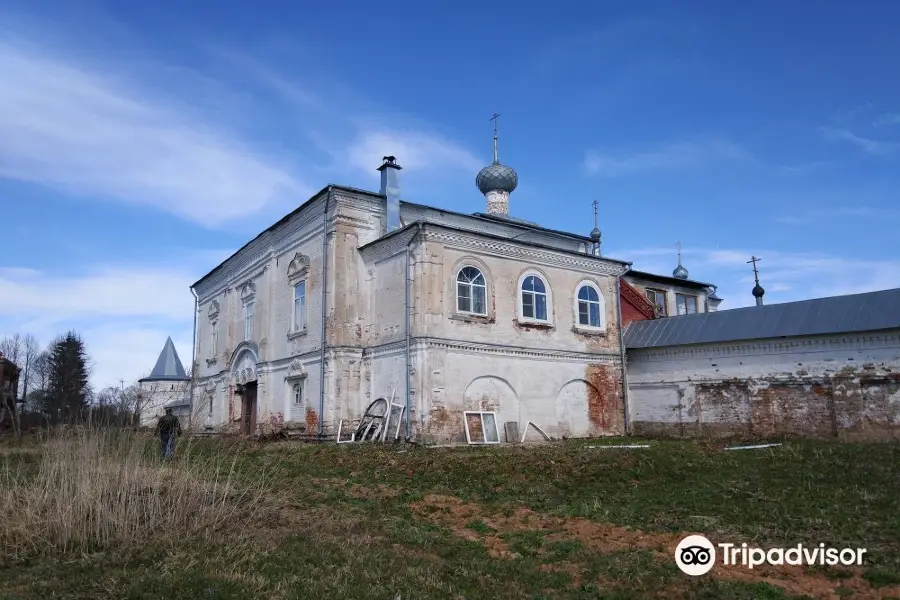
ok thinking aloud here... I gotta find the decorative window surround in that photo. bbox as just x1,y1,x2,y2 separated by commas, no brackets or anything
206,320,219,366
517,269,553,326
574,280,607,333
287,253,310,338
207,299,220,321
456,265,488,316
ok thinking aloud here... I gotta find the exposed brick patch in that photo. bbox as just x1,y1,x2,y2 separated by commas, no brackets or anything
305,407,318,431
585,364,622,433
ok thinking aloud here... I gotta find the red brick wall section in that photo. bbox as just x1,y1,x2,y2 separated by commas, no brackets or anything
619,280,656,326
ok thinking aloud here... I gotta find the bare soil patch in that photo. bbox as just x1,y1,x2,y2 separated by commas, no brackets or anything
411,493,900,599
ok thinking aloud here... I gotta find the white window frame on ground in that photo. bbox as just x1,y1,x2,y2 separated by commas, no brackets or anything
574,280,606,331
463,411,501,444
518,271,552,324
456,266,488,315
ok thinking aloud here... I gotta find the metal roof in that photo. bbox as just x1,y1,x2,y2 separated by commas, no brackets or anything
624,287,900,349
141,337,190,381
626,269,714,290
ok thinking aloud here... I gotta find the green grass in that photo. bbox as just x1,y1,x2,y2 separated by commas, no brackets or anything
1,436,898,599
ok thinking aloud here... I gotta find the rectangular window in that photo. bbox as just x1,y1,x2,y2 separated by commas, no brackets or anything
522,292,534,319
293,281,306,331
645,289,668,316
292,383,302,405
244,301,254,340
457,284,486,315
209,322,217,358
676,293,698,315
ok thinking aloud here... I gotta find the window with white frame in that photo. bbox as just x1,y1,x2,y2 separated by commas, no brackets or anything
456,266,487,315
208,393,214,416
209,321,217,358
576,283,605,329
292,280,307,331
292,383,302,406
244,301,254,340
520,274,549,321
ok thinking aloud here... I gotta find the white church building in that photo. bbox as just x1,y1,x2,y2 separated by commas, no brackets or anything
185,123,703,443
156,123,899,443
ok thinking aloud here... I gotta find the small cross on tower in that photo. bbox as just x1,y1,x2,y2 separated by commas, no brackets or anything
747,255,762,284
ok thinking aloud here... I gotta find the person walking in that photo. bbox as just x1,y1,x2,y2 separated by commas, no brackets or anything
155,407,182,459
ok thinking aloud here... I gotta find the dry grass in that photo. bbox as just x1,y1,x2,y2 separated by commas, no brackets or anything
0,427,265,561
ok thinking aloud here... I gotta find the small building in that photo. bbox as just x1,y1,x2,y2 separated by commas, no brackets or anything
138,337,191,428
624,288,900,440
0,352,21,434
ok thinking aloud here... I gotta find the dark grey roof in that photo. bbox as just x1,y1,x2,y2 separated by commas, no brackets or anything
626,269,714,290
625,287,900,349
141,337,190,381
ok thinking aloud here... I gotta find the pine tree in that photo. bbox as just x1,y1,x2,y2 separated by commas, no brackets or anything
45,331,91,423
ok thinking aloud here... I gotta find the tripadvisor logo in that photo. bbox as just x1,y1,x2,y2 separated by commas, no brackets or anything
675,535,716,576
674,535,868,576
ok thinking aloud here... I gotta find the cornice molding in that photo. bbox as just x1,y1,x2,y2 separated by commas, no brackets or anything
359,227,419,264
628,332,900,362
333,192,384,215
424,229,625,277
194,195,328,299
413,336,621,363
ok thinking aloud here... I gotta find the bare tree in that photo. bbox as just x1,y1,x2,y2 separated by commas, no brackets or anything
20,334,40,402
0,334,23,364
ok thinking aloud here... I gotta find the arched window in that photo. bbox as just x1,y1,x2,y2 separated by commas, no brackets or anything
456,266,487,315
292,383,302,406
521,275,549,321
576,283,605,329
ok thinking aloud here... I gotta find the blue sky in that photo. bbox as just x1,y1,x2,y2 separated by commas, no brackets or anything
2,0,899,390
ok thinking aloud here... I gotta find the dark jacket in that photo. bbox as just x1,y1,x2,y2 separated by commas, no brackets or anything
155,413,182,438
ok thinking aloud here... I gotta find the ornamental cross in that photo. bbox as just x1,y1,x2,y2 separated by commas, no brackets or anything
747,255,762,283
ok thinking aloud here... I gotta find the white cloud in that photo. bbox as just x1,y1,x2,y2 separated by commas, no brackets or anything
583,138,748,177
617,245,900,309
340,129,482,178
0,253,217,390
0,38,312,227
0,266,194,322
820,127,900,156
874,113,900,127
775,206,900,224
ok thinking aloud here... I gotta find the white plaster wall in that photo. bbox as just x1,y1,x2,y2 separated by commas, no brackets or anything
417,346,624,443
626,331,900,438
191,193,332,430
416,236,624,355
138,380,190,428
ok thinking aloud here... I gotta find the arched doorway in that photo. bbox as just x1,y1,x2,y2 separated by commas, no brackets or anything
230,342,260,435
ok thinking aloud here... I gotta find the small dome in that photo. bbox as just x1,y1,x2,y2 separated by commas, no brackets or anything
673,264,689,280
590,227,601,243
476,162,518,194
752,283,765,298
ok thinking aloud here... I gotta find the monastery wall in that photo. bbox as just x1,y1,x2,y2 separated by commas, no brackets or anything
627,331,900,440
